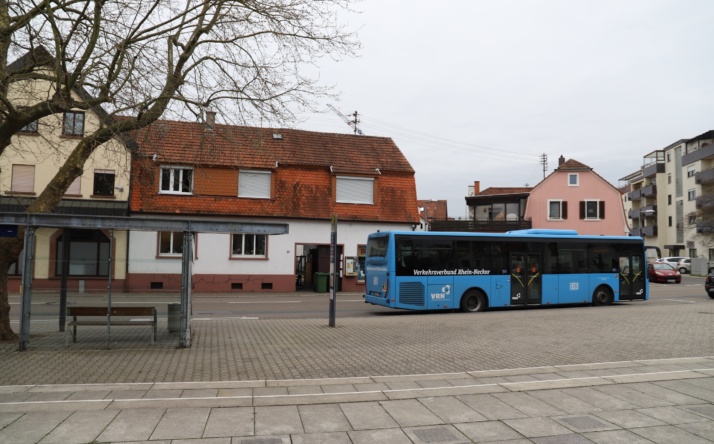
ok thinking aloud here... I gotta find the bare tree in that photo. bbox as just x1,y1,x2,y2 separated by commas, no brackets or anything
0,0,359,340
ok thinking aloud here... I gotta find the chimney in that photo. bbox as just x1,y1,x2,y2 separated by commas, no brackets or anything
558,155,565,167
473,181,480,194
206,110,216,130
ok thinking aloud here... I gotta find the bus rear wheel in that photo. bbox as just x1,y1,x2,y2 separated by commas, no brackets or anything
592,287,613,306
461,290,486,313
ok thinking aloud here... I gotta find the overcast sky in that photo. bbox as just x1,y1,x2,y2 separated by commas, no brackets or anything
296,0,714,218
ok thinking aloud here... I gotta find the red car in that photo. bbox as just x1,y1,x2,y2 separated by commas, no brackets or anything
706,273,714,299
648,262,681,284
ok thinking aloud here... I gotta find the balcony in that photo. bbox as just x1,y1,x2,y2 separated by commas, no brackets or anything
627,188,642,201
695,167,714,185
696,222,713,234
643,162,665,178
430,219,532,233
641,225,658,237
640,184,657,197
682,143,714,165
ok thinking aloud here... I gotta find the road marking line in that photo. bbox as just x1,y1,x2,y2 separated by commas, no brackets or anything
662,299,696,303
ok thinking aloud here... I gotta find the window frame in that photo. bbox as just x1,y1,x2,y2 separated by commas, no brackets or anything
547,199,567,220
62,111,85,136
336,176,375,204
231,233,268,259
158,231,184,257
568,173,579,186
687,189,696,201
93,169,115,197
582,200,604,220
159,166,194,195
11,164,35,194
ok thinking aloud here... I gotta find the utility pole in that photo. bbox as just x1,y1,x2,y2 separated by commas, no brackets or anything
540,153,548,179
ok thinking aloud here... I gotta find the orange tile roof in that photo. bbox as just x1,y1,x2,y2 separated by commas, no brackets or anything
476,187,532,196
129,121,419,223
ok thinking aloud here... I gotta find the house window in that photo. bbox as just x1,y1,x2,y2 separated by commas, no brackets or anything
232,234,267,258
667,174,671,184
667,152,671,162
55,230,110,277
93,169,115,196
160,167,193,194
687,166,696,177
689,215,697,225
62,111,85,136
581,200,604,220
159,231,184,256
65,177,81,195
668,216,672,227
11,165,34,193
688,189,696,201
238,170,271,199
336,176,374,204
548,200,567,220
689,249,697,258
568,174,579,186
668,195,672,205
709,249,714,261
18,107,38,133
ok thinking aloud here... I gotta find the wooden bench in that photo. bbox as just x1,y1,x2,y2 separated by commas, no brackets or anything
66,306,157,345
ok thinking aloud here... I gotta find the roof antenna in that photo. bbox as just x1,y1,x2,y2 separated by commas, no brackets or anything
327,104,364,135
540,153,548,179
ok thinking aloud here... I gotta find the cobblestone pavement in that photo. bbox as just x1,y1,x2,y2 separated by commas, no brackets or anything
1,295,714,442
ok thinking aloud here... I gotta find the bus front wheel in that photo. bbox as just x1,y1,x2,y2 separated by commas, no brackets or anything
592,287,613,306
461,290,486,313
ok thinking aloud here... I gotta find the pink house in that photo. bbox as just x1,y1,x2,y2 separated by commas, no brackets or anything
525,157,629,236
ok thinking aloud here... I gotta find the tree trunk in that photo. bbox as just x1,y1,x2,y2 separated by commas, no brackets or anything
0,236,23,341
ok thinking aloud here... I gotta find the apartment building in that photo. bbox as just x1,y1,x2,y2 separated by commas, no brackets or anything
621,130,714,269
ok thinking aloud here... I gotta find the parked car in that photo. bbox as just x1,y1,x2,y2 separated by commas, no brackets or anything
676,258,690,274
706,273,714,299
655,257,688,268
647,262,682,284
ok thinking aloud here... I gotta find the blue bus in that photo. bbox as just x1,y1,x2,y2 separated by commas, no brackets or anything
363,229,659,312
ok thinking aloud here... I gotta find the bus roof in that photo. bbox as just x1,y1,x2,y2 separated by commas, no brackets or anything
368,230,643,242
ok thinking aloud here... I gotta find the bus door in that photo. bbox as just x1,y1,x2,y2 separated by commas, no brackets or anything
619,255,645,300
510,254,542,305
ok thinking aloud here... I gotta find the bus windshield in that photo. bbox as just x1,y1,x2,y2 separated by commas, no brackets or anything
367,235,388,258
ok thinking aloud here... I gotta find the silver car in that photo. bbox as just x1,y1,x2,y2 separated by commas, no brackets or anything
676,258,690,274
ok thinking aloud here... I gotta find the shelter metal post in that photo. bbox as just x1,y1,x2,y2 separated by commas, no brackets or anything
19,226,36,351
180,231,193,348
59,229,70,332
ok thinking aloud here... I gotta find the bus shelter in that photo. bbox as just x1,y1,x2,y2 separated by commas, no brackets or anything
0,212,289,351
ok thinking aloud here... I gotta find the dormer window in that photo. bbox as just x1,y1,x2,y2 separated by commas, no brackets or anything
238,170,271,199
336,176,374,204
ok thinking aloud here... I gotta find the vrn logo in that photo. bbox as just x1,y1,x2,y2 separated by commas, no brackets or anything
431,285,451,300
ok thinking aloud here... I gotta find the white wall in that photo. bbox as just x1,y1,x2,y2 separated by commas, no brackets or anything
128,219,411,275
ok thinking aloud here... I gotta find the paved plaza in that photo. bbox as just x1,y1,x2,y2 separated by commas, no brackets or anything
0,294,713,442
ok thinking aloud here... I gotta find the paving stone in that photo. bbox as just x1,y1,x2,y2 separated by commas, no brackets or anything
151,407,211,440
561,387,639,411
636,406,711,425
290,431,352,443
493,392,566,416
203,406,254,437
503,417,573,438
348,428,412,444
380,399,444,427
143,389,184,399
287,386,323,395
37,410,118,444
679,420,714,440
626,382,707,405
255,405,303,435
553,415,618,433
630,424,713,443
456,394,528,420
298,404,352,433
418,396,487,423
529,389,602,414
582,429,653,443
404,425,470,443
593,385,673,408
593,410,666,428
181,389,219,398
95,408,165,442
0,412,22,429
655,380,714,402
0,411,71,444
162,438,232,444
454,420,525,442
683,404,714,420
339,401,399,430
234,437,289,444
530,434,595,443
